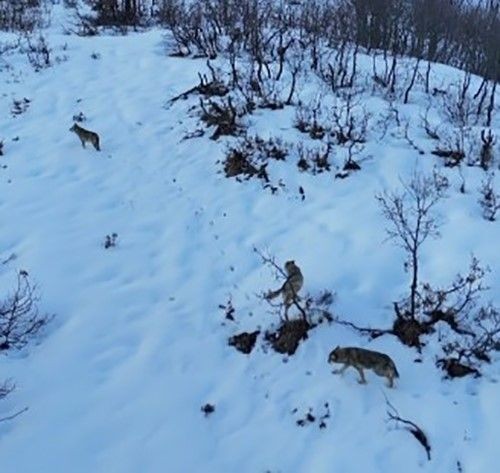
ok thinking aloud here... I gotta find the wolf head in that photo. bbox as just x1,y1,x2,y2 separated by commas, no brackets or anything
69,123,78,132
328,346,340,363
284,260,296,272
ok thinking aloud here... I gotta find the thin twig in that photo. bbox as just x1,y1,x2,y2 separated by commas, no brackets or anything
385,395,431,461
0,406,28,423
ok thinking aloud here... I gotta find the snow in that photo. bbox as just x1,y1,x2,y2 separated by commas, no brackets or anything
0,11,499,473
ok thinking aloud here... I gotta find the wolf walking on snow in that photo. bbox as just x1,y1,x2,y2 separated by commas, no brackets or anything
328,346,399,388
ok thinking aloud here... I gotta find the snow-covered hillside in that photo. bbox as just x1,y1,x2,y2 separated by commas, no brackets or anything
0,6,499,473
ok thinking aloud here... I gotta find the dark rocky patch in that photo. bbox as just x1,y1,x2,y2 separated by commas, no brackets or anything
265,319,311,355
228,330,260,354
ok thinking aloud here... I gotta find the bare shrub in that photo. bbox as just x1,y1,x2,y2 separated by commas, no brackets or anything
296,142,332,175
442,74,476,128
0,379,14,401
0,271,51,352
0,379,28,425
318,43,359,92
431,129,468,168
11,97,31,117
478,173,500,221
158,0,500,86
157,0,223,57
104,233,118,248
0,0,50,32
438,303,500,378
222,135,288,190
23,34,51,71
200,96,243,140
336,172,498,377
376,170,448,328
330,92,369,146
80,0,151,29
294,100,328,140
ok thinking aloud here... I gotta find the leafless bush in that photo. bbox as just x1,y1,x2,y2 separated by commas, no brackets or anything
0,0,50,32
0,377,28,423
223,135,288,188
442,74,476,128
376,170,448,336
199,96,244,140
157,0,224,57
0,271,51,352
177,64,228,102
23,34,51,71
0,379,14,401
318,43,359,93
337,171,498,376
76,0,152,30
0,379,15,419
431,129,468,168
294,100,328,140
296,142,332,175
330,92,369,146
478,173,500,221
438,302,500,378
11,97,31,117
159,0,500,87
104,233,118,248
420,106,441,141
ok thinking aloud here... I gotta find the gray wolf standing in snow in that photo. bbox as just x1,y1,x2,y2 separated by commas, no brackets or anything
266,260,304,318
69,123,101,151
328,346,399,388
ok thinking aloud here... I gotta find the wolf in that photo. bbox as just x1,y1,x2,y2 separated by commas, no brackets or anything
266,260,303,318
328,346,399,388
69,123,101,151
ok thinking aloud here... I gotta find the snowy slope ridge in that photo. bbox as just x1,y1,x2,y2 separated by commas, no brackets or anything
0,14,499,473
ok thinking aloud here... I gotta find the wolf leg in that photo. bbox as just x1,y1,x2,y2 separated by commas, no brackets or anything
355,367,367,384
387,374,394,388
332,364,348,375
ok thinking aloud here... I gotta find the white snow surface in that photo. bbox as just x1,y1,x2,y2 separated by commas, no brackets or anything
0,15,499,473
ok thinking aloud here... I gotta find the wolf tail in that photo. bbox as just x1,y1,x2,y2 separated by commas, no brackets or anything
265,288,281,300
